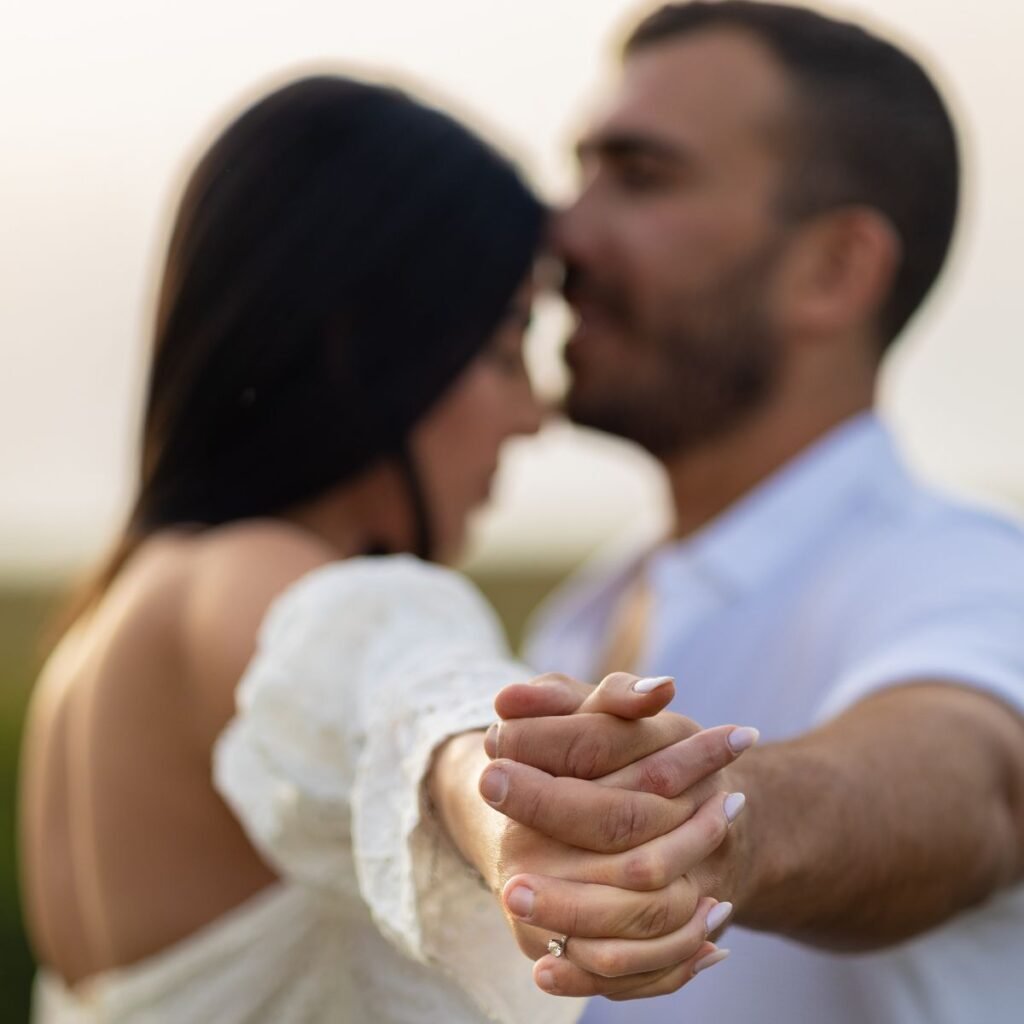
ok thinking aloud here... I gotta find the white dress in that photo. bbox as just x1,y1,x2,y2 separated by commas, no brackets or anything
33,556,586,1024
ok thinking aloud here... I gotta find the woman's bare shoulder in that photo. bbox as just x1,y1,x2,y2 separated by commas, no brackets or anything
176,520,340,749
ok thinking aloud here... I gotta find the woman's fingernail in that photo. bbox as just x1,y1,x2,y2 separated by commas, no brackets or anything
724,792,747,824
704,901,734,935
484,723,499,758
505,885,535,918
632,675,674,694
727,726,760,753
693,948,731,975
537,968,557,992
479,766,508,804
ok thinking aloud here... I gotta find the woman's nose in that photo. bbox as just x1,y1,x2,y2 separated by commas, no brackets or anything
512,382,546,438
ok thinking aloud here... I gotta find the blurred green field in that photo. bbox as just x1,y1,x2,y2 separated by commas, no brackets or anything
0,585,57,1020
0,568,563,1020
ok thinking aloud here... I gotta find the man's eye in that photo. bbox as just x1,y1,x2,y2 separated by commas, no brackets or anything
617,163,668,191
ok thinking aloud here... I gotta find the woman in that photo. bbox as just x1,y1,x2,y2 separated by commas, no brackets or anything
19,76,735,1023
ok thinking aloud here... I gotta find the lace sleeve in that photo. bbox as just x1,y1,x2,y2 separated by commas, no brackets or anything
213,555,585,1024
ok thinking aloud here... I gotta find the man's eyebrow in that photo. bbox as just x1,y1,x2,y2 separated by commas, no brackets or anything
574,132,693,166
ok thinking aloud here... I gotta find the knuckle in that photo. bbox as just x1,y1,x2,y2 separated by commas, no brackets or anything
600,796,648,851
567,899,582,937
564,727,608,779
621,847,669,890
518,779,547,830
600,671,634,689
630,894,672,938
589,945,627,978
637,753,680,798
539,672,575,688
621,850,653,889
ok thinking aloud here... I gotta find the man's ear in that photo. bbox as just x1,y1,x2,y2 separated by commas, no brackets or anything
775,206,902,341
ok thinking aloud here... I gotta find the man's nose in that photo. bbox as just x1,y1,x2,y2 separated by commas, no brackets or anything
548,201,588,264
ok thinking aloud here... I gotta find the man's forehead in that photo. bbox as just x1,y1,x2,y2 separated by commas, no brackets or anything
580,28,793,155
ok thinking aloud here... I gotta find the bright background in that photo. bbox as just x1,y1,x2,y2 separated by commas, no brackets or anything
3,0,1024,585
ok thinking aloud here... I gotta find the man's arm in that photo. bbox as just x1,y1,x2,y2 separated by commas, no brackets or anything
723,682,1024,949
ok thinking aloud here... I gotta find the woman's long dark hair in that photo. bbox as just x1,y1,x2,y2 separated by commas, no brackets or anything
64,75,545,630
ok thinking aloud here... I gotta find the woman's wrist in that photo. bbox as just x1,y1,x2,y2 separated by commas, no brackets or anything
427,729,502,886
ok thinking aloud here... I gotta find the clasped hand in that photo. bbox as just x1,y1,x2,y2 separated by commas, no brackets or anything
479,672,756,1000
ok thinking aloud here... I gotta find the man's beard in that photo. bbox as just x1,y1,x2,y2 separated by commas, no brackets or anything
563,239,785,460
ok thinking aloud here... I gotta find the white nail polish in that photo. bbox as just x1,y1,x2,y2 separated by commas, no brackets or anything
724,792,747,824
727,726,760,753
632,675,674,694
704,901,734,935
693,948,731,975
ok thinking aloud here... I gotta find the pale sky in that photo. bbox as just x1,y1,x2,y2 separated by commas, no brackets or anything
2,0,1023,580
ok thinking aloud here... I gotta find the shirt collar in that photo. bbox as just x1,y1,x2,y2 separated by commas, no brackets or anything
647,411,909,600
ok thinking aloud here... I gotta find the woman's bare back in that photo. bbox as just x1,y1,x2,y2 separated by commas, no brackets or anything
19,524,334,986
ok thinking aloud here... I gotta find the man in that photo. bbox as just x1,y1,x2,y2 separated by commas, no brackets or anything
481,3,1024,1021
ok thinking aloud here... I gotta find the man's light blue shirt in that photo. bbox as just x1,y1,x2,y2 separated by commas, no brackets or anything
527,412,1024,1024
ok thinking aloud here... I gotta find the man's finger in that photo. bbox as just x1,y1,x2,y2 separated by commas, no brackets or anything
598,723,760,796
501,873,700,940
486,711,700,778
480,760,685,852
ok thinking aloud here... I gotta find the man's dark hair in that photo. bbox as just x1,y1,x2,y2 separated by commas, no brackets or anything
626,1,960,348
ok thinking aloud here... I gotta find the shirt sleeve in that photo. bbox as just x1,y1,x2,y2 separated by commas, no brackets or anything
814,523,1024,724
213,555,585,1024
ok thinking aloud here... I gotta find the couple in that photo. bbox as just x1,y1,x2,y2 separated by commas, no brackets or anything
20,3,1024,1023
